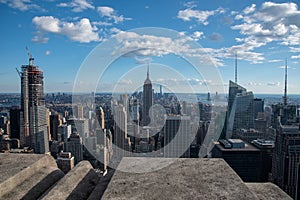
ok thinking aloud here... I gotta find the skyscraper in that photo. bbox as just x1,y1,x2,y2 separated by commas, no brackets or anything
164,116,191,158
66,131,83,165
19,55,49,153
9,106,21,139
142,65,153,126
271,60,300,198
96,107,105,129
227,81,254,139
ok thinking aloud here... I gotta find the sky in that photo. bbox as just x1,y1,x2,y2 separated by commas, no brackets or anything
1,0,300,94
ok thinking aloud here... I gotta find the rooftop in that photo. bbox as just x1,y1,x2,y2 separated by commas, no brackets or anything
0,154,292,200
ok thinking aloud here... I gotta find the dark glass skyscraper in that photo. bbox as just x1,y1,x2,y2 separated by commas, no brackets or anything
142,66,153,126
19,56,49,153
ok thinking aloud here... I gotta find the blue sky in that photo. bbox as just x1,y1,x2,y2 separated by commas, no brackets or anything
1,0,300,94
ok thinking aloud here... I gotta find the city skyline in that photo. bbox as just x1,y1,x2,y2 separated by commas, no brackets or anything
1,0,300,94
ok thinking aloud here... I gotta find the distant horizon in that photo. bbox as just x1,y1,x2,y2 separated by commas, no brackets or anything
1,92,300,96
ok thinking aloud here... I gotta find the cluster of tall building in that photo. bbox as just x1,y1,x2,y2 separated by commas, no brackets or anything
215,59,300,199
1,52,299,199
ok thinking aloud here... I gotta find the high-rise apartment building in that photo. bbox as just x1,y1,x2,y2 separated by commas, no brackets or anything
19,56,49,153
142,66,153,126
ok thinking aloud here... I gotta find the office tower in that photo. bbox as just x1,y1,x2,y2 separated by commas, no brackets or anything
252,139,274,182
19,55,49,153
66,131,83,164
271,60,300,198
96,107,105,129
142,65,153,126
113,105,128,152
46,109,51,141
164,116,191,158
160,85,162,97
57,124,71,143
227,81,254,139
50,114,60,140
96,128,108,172
67,118,89,138
9,106,21,139
57,152,75,174
212,139,262,182
132,99,139,123
74,104,84,119
253,98,264,119
272,125,300,198
235,128,265,144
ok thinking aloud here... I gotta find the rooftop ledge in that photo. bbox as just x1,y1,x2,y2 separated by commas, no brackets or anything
0,154,292,200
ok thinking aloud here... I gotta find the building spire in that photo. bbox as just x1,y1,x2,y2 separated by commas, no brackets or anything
283,58,288,105
235,52,237,84
147,62,149,80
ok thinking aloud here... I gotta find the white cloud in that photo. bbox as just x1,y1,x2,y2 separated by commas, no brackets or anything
290,47,300,52
45,50,51,56
291,55,300,59
0,0,41,11
177,7,224,25
111,31,223,66
232,2,300,46
243,4,256,15
97,6,131,23
57,0,94,12
267,82,280,86
32,16,100,43
32,32,49,43
191,31,204,40
268,59,282,63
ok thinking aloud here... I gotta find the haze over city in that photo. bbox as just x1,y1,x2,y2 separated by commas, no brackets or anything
1,0,300,94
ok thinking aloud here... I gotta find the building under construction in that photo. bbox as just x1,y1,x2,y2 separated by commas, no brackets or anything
18,53,49,154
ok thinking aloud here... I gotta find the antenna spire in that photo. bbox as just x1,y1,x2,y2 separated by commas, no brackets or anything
283,58,288,105
235,52,237,84
147,62,149,79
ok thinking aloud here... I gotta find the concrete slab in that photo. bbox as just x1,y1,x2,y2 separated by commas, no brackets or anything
102,157,258,200
246,183,293,200
0,154,60,199
41,161,99,200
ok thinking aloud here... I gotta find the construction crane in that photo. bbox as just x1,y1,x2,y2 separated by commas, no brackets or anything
16,68,21,78
25,46,34,66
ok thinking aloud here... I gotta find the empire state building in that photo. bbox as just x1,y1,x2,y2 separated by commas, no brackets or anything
142,66,153,126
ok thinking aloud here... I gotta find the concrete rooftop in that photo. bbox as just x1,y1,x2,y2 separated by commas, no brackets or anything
0,154,293,200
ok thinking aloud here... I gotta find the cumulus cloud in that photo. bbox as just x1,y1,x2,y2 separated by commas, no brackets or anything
111,31,223,66
243,4,256,14
97,6,131,23
226,2,300,63
57,0,94,12
32,16,100,43
291,55,300,59
191,31,204,41
233,2,300,45
0,0,42,11
177,7,225,25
